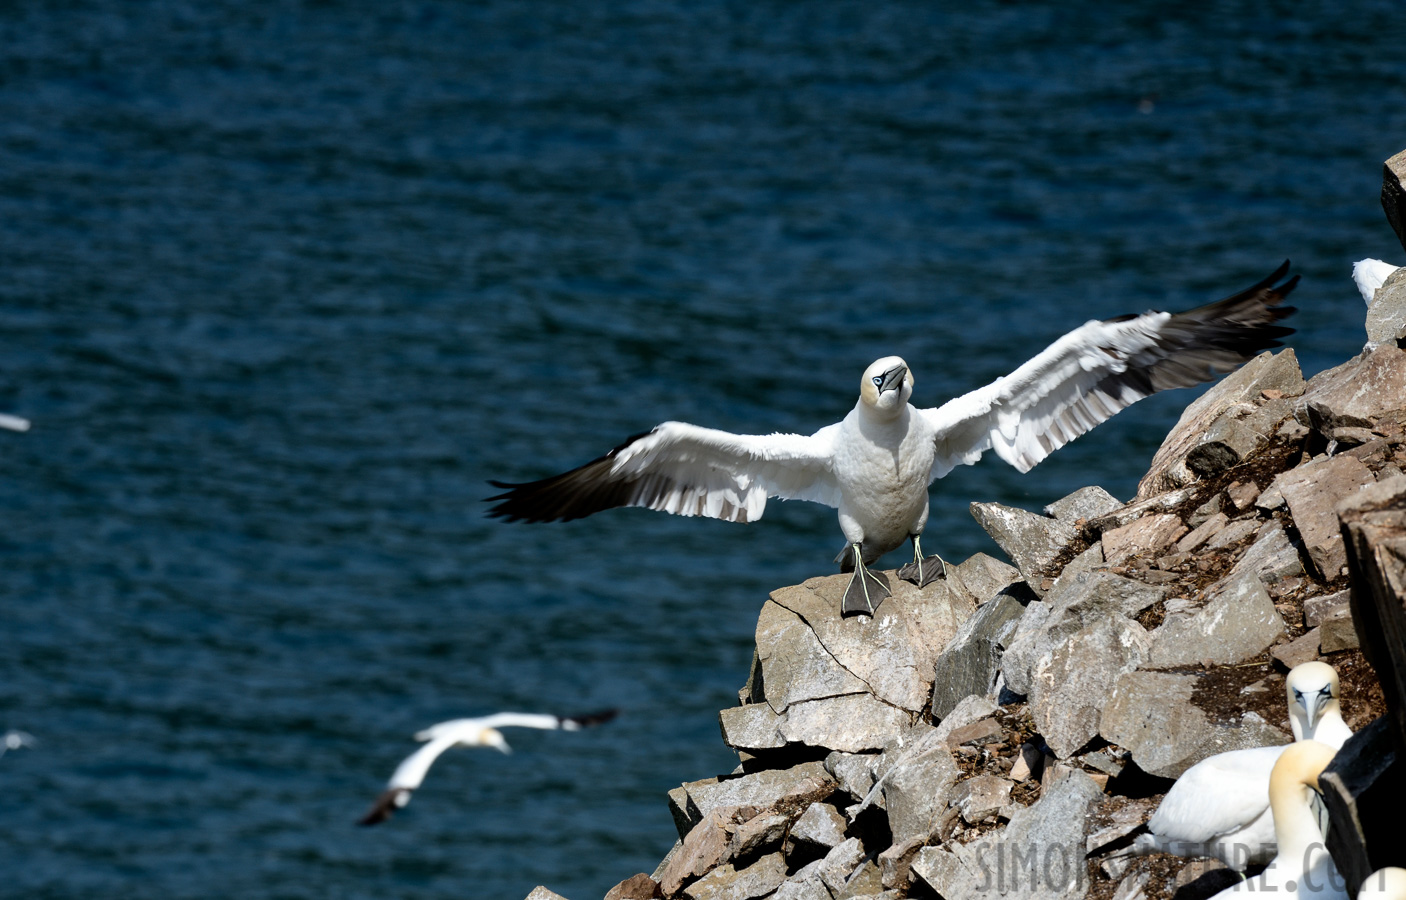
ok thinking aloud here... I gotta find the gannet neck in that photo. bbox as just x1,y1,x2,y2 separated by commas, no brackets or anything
858,356,914,422
1267,740,1336,861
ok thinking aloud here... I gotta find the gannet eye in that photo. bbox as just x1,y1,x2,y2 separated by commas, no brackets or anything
872,376,883,387
1319,686,1332,697
1293,690,1304,704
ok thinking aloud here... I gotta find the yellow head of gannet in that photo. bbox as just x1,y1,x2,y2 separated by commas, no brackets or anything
1287,661,1350,746
858,356,914,419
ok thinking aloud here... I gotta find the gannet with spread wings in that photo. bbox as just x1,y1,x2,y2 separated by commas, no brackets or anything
488,262,1298,616
358,709,618,825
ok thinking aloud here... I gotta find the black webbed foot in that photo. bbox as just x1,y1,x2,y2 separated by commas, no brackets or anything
898,554,948,587
841,562,891,617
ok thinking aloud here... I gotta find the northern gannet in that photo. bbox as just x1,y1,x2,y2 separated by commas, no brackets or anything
488,263,1297,616
1359,868,1406,899
357,709,618,825
1206,740,1346,900
1353,259,1401,305
0,413,28,432
1121,661,1351,870
0,730,34,757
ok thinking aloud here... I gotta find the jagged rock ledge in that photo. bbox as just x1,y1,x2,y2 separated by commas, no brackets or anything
531,328,1406,900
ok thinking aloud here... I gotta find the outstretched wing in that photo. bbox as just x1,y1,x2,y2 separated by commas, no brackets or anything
486,421,841,524
920,262,1297,478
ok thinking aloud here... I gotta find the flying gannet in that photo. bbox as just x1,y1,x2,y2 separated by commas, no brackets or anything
1117,661,1351,870
488,263,1297,616
1359,868,1406,899
1353,258,1400,305
1207,740,1346,900
357,709,618,825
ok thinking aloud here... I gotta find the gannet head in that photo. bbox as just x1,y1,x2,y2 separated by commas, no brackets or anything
1359,867,1406,899
1286,661,1339,737
479,728,512,754
859,356,913,418
1270,738,1335,798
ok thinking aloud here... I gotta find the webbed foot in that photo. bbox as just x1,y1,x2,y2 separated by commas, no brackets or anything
841,545,891,617
897,535,948,587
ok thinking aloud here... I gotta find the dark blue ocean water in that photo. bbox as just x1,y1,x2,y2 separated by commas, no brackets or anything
1,1,1404,897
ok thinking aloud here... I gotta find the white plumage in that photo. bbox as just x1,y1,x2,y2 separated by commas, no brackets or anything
1207,740,1347,900
489,263,1297,615
1124,661,1352,871
1359,868,1406,899
358,709,617,825
1352,258,1401,305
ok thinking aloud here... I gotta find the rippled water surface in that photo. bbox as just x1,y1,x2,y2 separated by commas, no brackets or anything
3,2,1405,897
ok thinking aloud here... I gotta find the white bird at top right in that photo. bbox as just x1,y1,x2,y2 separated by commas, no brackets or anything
1353,258,1401,305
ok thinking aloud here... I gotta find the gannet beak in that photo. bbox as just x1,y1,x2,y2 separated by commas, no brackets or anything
879,364,908,394
1303,691,1324,731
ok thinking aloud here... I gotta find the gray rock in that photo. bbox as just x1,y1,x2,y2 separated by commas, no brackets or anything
524,889,570,900
683,851,787,900
772,866,831,900
1383,147,1406,255
1204,516,1259,551
835,859,884,899
730,813,791,859
658,806,749,896
948,552,1024,607
1044,485,1123,523
912,769,1103,899
719,703,786,752
1304,589,1351,627
970,501,1079,588
1100,513,1187,567
1227,520,1305,585
762,571,974,714
952,774,1013,823
1320,604,1360,652
777,693,912,753
1299,343,1406,432
934,694,1000,740
1139,349,1305,499
789,801,847,853
1051,543,1105,590
1227,480,1262,511
1276,454,1375,579
1100,671,1290,778
683,762,835,827
1090,487,1197,533
1147,573,1286,668
875,730,962,845
1028,614,1152,757
945,717,1003,746
1271,627,1321,670
669,780,716,839
930,591,1028,720
1367,269,1406,346
1176,511,1229,553
1001,572,1164,698
604,873,660,900
818,839,867,896
1185,400,1294,478
824,751,877,803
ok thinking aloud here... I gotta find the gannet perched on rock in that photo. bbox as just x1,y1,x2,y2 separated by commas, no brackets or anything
357,709,618,825
488,263,1297,616
1118,661,1351,870
1207,740,1346,900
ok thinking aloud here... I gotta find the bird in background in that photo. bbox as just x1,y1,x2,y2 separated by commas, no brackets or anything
1353,258,1400,305
358,709,619,826
488,263,1297,616
1206,740,1346,900
0,730,35,757
1111,661,1351,871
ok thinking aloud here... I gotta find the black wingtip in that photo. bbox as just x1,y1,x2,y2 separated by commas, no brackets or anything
357,789,407,826
563,708,620,729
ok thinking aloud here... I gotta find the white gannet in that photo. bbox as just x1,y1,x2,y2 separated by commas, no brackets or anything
1353,258,1401,305
1207,740,1346,900
488,263,1297,616
1120,661,1352,870
1359,868,1406,899
357,709,618,825
0,413,28,432
0,730,35,756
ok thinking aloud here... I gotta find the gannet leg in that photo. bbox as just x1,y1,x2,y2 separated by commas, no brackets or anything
897,534,947,587
841,543,891,617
